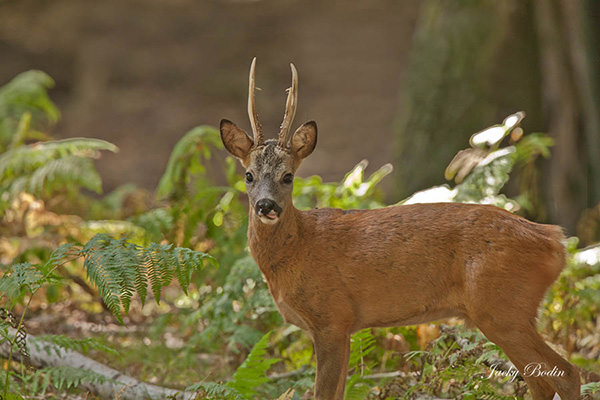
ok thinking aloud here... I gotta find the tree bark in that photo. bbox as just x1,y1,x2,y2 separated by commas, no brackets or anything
534,0,587,233
394,0,530,197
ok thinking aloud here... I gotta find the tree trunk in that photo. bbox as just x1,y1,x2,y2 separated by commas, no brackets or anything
395,0,527,197
534,0,600,233
398,0,600,235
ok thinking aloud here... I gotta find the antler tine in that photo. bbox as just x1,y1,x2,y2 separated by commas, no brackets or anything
248,57,264,146
278,63,298,148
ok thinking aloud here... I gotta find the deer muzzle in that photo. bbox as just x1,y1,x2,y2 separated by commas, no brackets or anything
255,198,282,224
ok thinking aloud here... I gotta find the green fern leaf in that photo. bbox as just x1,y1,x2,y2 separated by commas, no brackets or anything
0,138,117,178
186,381,245,400
157,125,221,200
128,207,174,242
0,70,59,150
81,237,127,323
226,330,280,398
33,334,118,358
30,365,116,394
0,138,117,201
581,381,600,395
347,329,376,372
144,244,165,303
0,263,45,305
28,156,103,195
46,234,215,322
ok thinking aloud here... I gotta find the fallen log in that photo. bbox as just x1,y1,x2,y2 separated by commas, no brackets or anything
0,329,196,400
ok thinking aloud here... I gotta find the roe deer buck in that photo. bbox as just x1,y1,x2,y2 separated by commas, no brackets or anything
219,58,581,400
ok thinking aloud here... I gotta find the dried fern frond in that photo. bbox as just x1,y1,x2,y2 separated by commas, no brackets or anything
0,308,31,366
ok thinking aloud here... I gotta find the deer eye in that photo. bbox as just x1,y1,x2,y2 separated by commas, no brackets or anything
283,173,294,184
245,172,254,183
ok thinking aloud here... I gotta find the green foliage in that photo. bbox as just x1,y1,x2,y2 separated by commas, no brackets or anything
0,233,215,396
0,70,59,152
188,331,279,400
542,243,600,370
188,255,280,353
345,329,376,400
581,381,600,396
397,327,516,400
0,70,116,214
27,366,116,395
293,160,392,210
0,393,25,400
187,381,245,400
0,138,118,201
128,207,174,242
153,125,247,266
453,147,516,207
227,331,280,398
512,132,554,164
0,263,48,307
32,335,118,358
157,125,222,201
78,233,216,323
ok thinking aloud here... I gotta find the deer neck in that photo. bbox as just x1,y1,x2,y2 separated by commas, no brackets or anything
247,204,302,277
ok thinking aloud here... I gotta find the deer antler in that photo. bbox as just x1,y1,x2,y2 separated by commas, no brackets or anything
248,57,264,146
278,63,298,148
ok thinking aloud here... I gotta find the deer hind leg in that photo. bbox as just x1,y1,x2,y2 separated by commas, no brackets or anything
313,331,350,400
476,319,580,400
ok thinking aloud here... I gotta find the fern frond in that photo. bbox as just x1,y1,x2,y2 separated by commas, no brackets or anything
0,138,117,200
345,329,376,399
157,125,221,200
186,381,245,400
32,334,118,358
81,238,127,321
581,381,600,395
0,70,59,150
344,375,372,400
29,365,116,394
186,331,280,400
129,207,174,242
48,234,215,323
226,330,280,398
0,138,117,178
348,329,376,373
0,263,45,305
28,156,102,195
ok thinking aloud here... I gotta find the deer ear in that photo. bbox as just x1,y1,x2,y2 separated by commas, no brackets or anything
290,121,317,159
220,119,254,159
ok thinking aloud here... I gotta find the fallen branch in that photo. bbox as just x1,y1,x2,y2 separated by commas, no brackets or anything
1,329,196,400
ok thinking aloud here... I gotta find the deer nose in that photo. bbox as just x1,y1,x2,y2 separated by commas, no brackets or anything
255,199,279,215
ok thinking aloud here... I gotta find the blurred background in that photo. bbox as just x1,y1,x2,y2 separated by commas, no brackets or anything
1,0,599,237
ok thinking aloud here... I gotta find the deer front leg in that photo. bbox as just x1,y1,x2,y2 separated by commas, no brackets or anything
313,331,350,400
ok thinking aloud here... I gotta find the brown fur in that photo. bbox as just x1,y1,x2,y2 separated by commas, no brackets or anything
247,203,580,400
220,60,580,400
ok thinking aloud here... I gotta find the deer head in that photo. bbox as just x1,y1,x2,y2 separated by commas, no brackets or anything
220,58,317,225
